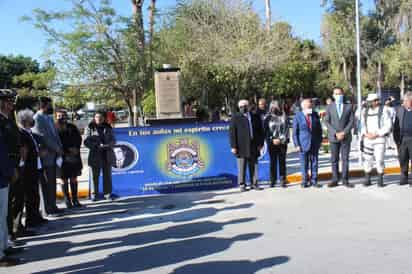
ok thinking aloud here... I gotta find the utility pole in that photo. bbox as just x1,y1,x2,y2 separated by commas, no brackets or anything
265,0,272,32
355,0,363,164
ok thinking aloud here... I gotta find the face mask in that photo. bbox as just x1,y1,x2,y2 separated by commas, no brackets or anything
46,106,54,115
334,95,344,104
239,106,248,114
57,118,67,124
305,108,313,115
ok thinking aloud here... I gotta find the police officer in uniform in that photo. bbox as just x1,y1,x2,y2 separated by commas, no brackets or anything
0,89,21,266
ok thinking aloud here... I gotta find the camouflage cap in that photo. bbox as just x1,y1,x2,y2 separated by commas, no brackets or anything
0,89,17,101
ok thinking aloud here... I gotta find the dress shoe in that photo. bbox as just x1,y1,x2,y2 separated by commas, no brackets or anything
251,185,263,190
312,183,323,188
72,199,83,207
328,181,338,188
4,247,23,256
301,183,309,188
15,230,36,238
363,173,372,186
377,174,385,188
400,177,408,185
343,180,355,188
0,256,20,267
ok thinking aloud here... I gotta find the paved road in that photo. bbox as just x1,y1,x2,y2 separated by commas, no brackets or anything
8,174,412,274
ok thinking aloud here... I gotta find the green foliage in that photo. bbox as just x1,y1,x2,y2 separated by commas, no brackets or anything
0,55,40,89
142,89,156,116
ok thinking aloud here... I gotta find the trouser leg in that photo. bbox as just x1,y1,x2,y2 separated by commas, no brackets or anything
341,141,351,181
0,187,9,259
8,179,24,238
269,145,278,184
44,166,57,212
330,142,340,182
70,178,80,204
279,145,287,180
300,151,309,183
237,158,247,187
398,141,410,179
363,141,375,174
25,171,41,224
374,143,386,174
90,166,101,197
102,164,113,195
248,157,258,186
310,150,319,182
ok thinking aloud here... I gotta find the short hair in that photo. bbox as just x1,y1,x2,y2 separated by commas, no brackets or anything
55,109,67,114
404,92,412,101
300,98,312,109
238,99,249,108
17,109,34,125
333,87,344,94
38,97,52,109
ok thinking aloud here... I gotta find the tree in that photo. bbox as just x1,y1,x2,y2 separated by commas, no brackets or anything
24,0,150,126
0,55,40,89
322,0,357,92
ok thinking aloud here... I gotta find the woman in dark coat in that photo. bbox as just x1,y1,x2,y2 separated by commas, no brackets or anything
55,110,83,208
264,100,289,188
84,111,116,201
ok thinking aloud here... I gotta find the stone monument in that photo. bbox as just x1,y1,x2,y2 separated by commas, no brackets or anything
154,65,182,119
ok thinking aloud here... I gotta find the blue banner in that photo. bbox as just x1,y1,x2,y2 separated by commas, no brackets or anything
107,122,270,196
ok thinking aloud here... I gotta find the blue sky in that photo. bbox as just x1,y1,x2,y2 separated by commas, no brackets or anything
0,0,374,63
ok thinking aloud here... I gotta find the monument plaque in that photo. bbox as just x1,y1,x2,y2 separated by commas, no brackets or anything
154,67,182,119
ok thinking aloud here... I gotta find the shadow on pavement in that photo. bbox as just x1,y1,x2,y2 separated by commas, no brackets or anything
170,256,290,274
32,233,264,274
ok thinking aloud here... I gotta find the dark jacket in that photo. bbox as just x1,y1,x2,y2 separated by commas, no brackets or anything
58,123,83,178
264,113,289,145
84,122,116,168
229,112,264,159
292,111,323,153
393,106,412,146
0,128,15,189
19,128,42,172
324,102,354,143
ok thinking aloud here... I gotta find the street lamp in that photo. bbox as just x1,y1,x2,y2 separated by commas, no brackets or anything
355,0,363,164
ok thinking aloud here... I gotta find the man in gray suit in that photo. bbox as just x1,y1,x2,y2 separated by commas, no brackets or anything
324,87,355,188
32,97,63,216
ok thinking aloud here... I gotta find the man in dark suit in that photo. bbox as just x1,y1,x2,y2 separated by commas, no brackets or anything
324,87,355,188
293,98,323,188
230,99,265,192
393,91,412,186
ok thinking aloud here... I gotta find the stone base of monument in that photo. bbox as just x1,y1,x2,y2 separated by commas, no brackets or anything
145,117,198,126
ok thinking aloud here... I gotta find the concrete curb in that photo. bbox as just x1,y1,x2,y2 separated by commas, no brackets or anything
58,166,403,199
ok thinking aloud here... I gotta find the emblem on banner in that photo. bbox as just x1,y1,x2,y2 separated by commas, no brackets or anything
167,139,204,176
112,141,139,171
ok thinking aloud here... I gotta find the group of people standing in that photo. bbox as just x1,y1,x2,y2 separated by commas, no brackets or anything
0,90,116,267
230,87,412,191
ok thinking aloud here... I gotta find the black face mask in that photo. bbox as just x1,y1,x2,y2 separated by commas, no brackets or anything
239,106,248,114
46,106,54,115
57,118,67,124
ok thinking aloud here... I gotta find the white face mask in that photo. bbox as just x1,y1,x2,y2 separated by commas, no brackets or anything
304,108,313,115
334,94,344,104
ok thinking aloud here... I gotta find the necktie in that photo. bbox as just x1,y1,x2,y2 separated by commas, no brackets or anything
306,114,312,130
337,104,342,118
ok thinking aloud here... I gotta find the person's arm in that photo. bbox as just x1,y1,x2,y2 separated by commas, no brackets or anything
229,117,238,152
0,131,14,179
324,106,337,136
32,115,62,155
83,126,100,149
292,115,300,149
393,111,401,146
377,108,392,137
343,106,355,136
